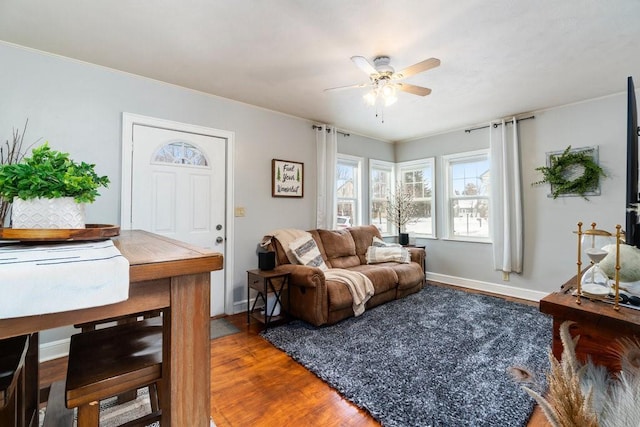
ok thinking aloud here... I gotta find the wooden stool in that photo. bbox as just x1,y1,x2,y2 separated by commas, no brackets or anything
73,310,162,405
0,335,29,427
65,317,162,427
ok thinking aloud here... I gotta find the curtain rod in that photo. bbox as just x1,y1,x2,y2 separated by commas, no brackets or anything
312,125,350,137
464,115,535,133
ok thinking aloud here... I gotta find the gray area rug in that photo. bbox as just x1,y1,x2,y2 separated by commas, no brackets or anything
261,285,552,427
39,388,157,427
211,317,240,339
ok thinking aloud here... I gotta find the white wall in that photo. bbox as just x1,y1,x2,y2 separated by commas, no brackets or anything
395,93,627,297
0,42,390,352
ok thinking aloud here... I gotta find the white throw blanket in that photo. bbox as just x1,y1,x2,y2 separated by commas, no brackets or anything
260,228,310,264
0,240,129,319
325,268,374,316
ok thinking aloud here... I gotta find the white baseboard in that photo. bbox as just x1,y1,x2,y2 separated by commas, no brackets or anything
39,338,70,362
232,297,266,314
425,272,548,302
232,300,248,314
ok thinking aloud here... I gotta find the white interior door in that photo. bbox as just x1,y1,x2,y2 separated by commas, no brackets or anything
129,123,227,317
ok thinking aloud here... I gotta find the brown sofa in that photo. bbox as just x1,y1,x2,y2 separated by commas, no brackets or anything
267,225,426,326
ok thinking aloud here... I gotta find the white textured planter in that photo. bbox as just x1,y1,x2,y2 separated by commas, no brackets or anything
12,197,86,229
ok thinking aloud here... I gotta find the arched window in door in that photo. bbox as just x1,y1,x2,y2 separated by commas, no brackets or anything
152,141,209,167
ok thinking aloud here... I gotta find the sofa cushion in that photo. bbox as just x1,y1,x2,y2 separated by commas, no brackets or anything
348,225,383,264
385,262,425,290
326,279,356,311
290,235,328,271
318,229,360,269
347,265,398,294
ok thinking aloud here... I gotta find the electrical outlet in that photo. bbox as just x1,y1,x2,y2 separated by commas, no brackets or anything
234,207,246,217
502,271,510,281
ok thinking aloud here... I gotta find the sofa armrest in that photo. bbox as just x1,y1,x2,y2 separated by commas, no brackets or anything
274,264,329,326
274,264,326,288
406,247,426,273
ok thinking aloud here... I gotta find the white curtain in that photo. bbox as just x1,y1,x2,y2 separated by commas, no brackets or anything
316,124,337,229
489,118,523,273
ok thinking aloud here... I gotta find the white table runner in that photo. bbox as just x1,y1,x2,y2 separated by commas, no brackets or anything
0,240,129,319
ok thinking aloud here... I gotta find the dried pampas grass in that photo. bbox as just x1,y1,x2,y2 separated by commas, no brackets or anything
510,321,640,427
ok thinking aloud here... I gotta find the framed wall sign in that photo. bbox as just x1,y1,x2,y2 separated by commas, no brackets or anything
272,159,304,198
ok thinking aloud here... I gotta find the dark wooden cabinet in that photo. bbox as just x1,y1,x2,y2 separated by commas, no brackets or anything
539,276,640,371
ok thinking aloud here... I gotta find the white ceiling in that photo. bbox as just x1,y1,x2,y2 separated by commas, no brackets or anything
1,0,639,142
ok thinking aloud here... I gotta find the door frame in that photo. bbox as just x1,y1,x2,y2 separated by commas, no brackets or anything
120,112,235,315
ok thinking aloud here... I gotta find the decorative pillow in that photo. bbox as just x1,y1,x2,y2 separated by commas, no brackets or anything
366,246,411,264
372,236,401,248
289,236,328,271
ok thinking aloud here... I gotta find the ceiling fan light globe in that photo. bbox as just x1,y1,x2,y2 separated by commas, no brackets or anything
385,95,398,106
364,91,377,106
381,84,396,97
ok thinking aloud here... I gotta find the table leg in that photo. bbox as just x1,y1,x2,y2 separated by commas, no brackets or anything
25,333,39,427
164,273,211,426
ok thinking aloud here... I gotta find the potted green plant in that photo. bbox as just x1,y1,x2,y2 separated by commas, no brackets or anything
0,120,35,227
0,142,110,229
386,183,417,245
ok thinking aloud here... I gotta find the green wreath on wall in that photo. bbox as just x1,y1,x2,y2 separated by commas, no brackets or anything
532,145,606,200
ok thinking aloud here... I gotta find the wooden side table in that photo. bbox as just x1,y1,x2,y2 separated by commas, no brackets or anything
247,269,290,328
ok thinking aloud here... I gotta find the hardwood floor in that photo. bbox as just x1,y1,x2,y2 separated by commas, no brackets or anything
39,284,550,426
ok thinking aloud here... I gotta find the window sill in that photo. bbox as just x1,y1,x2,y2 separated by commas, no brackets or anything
411,235,438,240
440,237,492,244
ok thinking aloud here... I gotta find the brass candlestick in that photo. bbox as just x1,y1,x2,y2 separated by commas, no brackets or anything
614,225,622,311
576,222,583,304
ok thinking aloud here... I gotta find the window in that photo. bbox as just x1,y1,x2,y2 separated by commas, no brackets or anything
398,159,436,238
369,160,394,235
336,155,362,228
442,150,490,241
152,141,208,167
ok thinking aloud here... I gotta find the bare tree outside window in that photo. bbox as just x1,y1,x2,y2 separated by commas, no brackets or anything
386,183,418,238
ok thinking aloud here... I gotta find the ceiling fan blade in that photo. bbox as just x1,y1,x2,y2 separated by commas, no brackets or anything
395,58,441,79
350,56,378,76
397,83,432,96
324,82,369,92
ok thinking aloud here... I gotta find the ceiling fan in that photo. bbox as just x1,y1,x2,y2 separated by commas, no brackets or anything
325,55,440,105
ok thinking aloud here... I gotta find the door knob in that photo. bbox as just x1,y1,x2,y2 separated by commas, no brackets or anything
216,236,224,244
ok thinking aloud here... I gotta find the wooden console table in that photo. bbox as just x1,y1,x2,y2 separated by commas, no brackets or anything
0,230,223,426
539,276,640,371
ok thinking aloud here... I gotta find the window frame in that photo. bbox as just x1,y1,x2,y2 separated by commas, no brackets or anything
369,159,395,236
441,149,491,243
397,158,436,239
336,154,363,228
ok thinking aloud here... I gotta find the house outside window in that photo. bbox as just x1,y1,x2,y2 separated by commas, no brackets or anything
398,158,435,238
369,159,394,235
336,155,362,228
442,150,490,241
